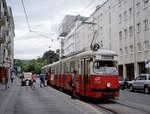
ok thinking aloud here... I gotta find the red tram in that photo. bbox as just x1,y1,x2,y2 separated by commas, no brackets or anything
42,50,119,99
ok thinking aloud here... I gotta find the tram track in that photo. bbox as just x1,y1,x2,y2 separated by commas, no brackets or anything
116,101,150,114
90,103,119,114
88,99,149,114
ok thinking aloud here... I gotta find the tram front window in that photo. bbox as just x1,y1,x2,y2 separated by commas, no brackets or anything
93,61,118,75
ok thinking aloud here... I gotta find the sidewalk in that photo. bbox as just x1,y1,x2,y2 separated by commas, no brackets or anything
0,83,5,90
0,78,19,107
0,78,103,114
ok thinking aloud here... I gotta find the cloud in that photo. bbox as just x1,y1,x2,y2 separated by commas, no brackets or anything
7,0,105,59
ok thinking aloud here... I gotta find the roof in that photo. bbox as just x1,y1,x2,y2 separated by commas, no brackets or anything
75,49,117,58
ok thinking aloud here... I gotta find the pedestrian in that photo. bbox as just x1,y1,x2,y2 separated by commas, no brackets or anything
5,76,9,90
31,72,36,89
21,74,24,86
71,70,77,99
39,73,45,87
11,76,14,83
45,73,48,86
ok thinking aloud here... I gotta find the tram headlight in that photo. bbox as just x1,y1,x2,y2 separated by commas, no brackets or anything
106,82,111,88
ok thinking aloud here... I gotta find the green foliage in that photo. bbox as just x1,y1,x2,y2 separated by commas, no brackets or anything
42,50,59,64
15,49,59,74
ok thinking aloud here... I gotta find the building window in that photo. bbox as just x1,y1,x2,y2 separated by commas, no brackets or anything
136,2,141,14
143,0,149,8
118,0,122,7
137,23,141,33
125,47,128,54
119,14,122,24
144,41,149,50
144,19,148,30
120,48,123,55
123,0,127,4
130,45,133,53
124,29,127,39
129,8,132,18
137,43,142,51
119,31,122,40
124,11,127,21
129,26,133,37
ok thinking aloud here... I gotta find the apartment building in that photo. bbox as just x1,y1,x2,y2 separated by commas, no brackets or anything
117,0,150,80
59,15,88,57
0,0,15,84
59,0,150,80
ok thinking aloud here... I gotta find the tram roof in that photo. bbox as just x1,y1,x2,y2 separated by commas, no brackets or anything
50,61,61,67
75,49,117,58
42,50,117,69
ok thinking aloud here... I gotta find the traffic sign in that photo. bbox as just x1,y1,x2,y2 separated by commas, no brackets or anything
145,60,150,68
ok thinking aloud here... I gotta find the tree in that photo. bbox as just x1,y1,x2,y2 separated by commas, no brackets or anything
42,50,59,64
18,49,59,74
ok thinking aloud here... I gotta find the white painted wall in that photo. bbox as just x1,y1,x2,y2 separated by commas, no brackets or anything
62,0,150,78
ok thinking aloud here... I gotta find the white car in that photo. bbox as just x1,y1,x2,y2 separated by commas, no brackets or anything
128,74,150,94
21,72,32,86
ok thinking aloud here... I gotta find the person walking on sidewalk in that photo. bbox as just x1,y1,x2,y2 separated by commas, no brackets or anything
5,76,9,90
71,70,77,99
39,73,45,87
31,72,36,89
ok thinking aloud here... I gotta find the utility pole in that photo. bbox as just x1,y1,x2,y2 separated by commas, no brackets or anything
133,0,137,79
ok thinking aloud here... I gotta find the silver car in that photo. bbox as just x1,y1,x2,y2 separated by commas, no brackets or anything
128,74,150,94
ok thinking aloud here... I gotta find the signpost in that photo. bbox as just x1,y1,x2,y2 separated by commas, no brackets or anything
145,60,150,73
145,60,150,68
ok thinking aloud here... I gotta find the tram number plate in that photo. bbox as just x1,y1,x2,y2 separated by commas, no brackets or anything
95,77,101,84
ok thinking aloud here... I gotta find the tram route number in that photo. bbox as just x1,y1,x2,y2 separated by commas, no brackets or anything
95,77,101,84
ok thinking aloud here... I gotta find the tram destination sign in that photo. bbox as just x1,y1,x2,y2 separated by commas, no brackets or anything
101,55,114,60
95,55,114,60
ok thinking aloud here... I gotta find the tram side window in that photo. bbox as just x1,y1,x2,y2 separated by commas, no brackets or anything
75,60,79,74
63,64,66,74
70,61,75,73
48,68,51,74
51,67,55,74
60,64,62,74
93,61,118,74
66,62,70,74
56,65,60,74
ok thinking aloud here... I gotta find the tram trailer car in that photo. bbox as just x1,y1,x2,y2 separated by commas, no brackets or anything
42,50,119,99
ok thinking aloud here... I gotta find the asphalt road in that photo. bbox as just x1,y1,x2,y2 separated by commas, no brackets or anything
0,80,100,114
1,80,150,114
118,89,150,113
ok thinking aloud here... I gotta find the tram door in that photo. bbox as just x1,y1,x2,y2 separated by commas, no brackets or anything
81,58,88,96
59,63,62,87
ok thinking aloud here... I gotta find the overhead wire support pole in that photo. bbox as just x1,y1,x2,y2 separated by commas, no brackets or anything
21,0,32,31
133,0,137,78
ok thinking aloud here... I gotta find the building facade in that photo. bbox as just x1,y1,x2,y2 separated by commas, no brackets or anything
0,0,15,84
59,0,150,80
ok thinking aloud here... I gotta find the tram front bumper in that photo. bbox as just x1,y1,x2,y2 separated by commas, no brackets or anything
90,88,119,99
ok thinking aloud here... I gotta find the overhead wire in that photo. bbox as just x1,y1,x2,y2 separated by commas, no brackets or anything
20,0,58,41
21,0,32,31
80,0,96,15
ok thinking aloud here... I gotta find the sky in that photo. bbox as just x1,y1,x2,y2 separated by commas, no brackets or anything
7,0,106,60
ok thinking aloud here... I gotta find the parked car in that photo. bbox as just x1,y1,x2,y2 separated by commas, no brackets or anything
21,72,32,86
128,74,150,94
